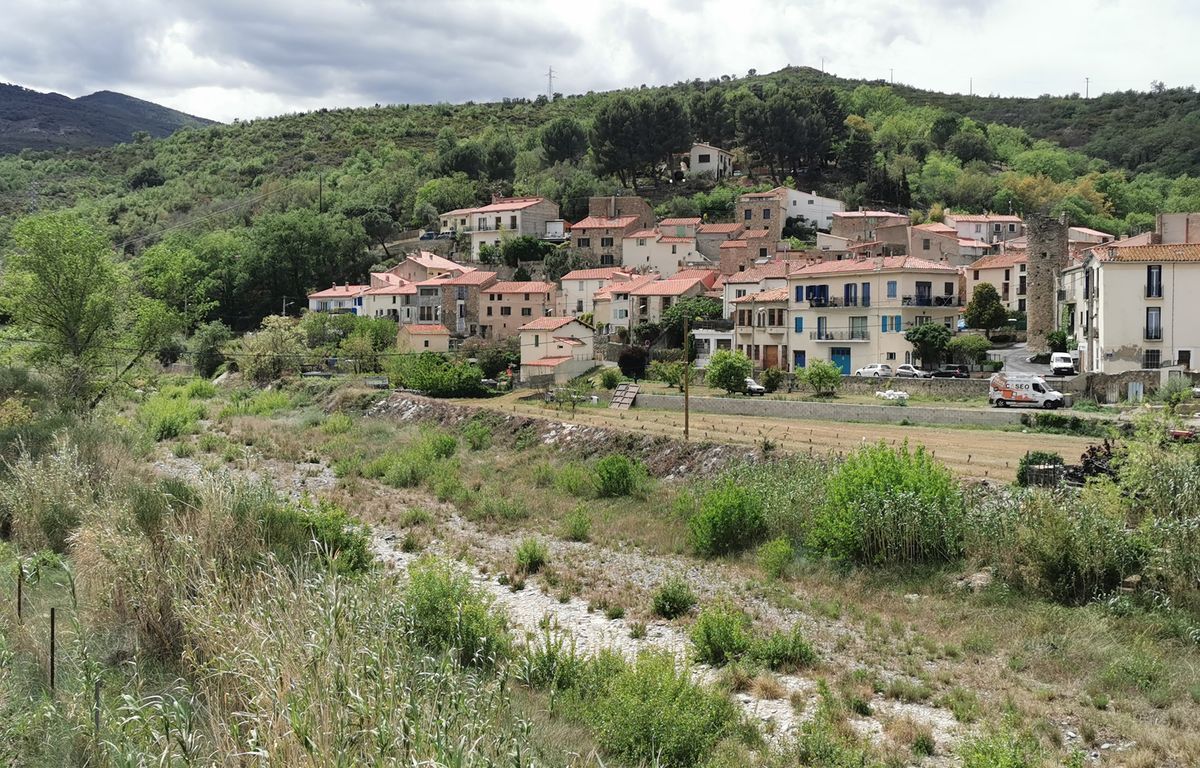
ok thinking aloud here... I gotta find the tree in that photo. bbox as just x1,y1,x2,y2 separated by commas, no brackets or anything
238,315,308,383
706,349,753,394
542,249,597,282
617,346,648,381
499,235,551,267
591,95,642,189
1046,329,1070,353
462,337,519,378
127,162,165,190
660,296,723,337
905,323,953,368
963,282,1009,339
541,117,588,164
649,359,687,390
137,238,219,328
3,213,179,410
361,207,396,257
512,266,532,281
189,320,232,378
946,334,993,367
798,359,842,396
483,134,517,182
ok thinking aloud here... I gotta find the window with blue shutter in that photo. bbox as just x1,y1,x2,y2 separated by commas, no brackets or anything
881,316,888,333
893,314,902,332
794,316,804,333
795,285,803,302
887,280,897,299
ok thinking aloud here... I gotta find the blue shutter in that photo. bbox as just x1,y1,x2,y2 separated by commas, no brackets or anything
795,285,803,303
794,316,804,333
894,314,902,332
881,316,888,333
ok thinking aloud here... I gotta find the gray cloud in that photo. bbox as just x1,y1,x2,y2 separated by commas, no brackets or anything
0,0,1196,121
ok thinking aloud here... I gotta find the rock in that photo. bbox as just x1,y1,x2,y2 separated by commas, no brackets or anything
957,567,994,592
904,593,921,602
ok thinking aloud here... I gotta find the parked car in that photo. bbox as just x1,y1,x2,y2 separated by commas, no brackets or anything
854,363,893,377
418,230,437,240
435,231,456,240
744,377,767,395
894,364,929,378
1049,352,1076,376
930,364,970,379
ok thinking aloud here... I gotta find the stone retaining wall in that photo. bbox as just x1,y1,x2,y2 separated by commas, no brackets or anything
634,394,1026,427
834,376,989,398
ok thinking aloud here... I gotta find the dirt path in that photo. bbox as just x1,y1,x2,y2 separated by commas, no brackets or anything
459,393,1097,482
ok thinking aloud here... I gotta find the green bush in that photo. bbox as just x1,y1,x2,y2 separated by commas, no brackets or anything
756,537,794,579
706,349,753,394
590,652,740,768
461,419,492,451
402,557,509,667
515,537,549,574
652,577,697,619
688,482,766,556
259,497,372,574
759,367,785,393
140,392,205,441
959,727,1044,768
599,368,623,389
690,603,752,665
562,506,592,541
750,625,817,671
593,454,646,497
1015,450,1064,486
321,412,353,435
555,462,596,497
386,353,485,397
809,442,964,566
183,379,216,399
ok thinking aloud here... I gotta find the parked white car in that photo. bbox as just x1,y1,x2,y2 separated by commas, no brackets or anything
894,364,929,378
744,377,766,395
854,363,893,377
1050,352,1075,376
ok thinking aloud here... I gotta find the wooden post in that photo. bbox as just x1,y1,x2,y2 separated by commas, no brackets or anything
93,679,102,741
683,313,690,441
15,561,21,623
49,607,56,691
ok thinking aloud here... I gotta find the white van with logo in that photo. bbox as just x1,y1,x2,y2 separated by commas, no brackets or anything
989,373,1065,409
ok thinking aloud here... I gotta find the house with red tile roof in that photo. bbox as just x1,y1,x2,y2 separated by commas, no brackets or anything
721,261,793,317
787,256,961,374
942,211,1025,244
732,288,791,371
829,211,909,242
362,272,418,322
718,228,775,275
967,249,1028,312
386,251,473,283
688,143,734,179
479,281,558,340
591,273,661,334
571,196,656,265
560,267,632,317
436,197,561,257
307,283,368,314
627,276,708,325
439,270,498,337
621,228,712,277
397,324,451,353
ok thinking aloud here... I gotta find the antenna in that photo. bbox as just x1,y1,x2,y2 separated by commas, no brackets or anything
546,66,555,99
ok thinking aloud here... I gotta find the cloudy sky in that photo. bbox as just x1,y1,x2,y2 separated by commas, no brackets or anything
1,0,1195,122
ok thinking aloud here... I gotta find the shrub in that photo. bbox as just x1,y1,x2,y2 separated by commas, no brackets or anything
756,537,794,579
590,652,739,768
562,506,592,541
690,603,752,665
750,625,817,671
425,432,458,459
188,320,232,378
321,412,353,435
402,557,509,667
706,349,753,394
797,359,842,396
239,315,307,383
1016,450,1064,486
515,537,549,574
259,497,372,574
461,419,492,451
599,368,623,389
808,442,964,566
616,347,649,381
759,367,785,393
652,577,696,619
593,454,646,497
141,392,205,441
555,462,596,497
959,727,1043,768
688,482,766,556
183,379,217,399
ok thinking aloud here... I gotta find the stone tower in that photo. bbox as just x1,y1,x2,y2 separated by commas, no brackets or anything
1025,214,1069,355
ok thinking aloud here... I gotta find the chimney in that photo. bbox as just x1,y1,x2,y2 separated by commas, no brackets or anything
873,256,885,271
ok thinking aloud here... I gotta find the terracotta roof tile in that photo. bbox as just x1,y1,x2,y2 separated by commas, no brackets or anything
469,197,548,214
833,210,908,219
519,316,578,331
659,217,702,226
732,287,789,303
1097,244,1200,263
697,222,744,234
440,270,497,286
308,284,367,299
522,356,575,367
629,277,704,297
560,267,628,281
573,215,639,229
488,281,556,294
724,261,792,283
790,256,956,277
969,251,1027,270
625,228,660,239
404,324,450,335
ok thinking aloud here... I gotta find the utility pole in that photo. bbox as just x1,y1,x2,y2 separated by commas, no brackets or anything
546,66,555,99
1085,77,1090,98
318,174,324,213
683,313,690,441
282,297,293,316
889,68,894,84
820,56,825,73
969,77,973,96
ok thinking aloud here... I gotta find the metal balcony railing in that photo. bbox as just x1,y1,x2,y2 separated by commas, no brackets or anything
807,297,870,308
809,330,871,341
1145,284,1163,299
902,294,959,307
1144,326,1163,341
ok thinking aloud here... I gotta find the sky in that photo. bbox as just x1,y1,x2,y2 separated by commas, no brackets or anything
1,0,1197,123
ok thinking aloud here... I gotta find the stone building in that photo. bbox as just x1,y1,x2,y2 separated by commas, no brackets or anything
1025,214,1069,355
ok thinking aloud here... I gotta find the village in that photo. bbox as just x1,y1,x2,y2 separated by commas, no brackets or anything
306,149,1200,407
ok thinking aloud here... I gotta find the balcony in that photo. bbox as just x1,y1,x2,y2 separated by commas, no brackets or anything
810,330,871,342
807,297,870,308
902,295,959,307
1145,285,1163,299
1144,326,1163,341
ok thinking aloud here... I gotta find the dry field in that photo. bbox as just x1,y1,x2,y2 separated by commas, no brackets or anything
462,393,1098,482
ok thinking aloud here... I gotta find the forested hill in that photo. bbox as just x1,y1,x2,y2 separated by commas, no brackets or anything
3,66,1200,332
0,83,215,154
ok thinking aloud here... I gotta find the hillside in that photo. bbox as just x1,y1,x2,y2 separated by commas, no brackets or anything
0,83,215,154
2,66,1200,332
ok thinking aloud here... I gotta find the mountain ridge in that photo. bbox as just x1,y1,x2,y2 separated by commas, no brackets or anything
0,83,217,154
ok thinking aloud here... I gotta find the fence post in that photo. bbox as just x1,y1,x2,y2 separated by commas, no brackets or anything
49,606,56,691
93,679,102,743
15,560,21,623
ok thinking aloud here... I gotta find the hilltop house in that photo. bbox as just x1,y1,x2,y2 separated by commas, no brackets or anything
518,316,595,383
829,211,909,242
571,196,656,265
479,281,557,340
688,143,734,179
942,212,1025,245
397,324,451,353
307,283,366,314
560,267,631,316
438,197,561,257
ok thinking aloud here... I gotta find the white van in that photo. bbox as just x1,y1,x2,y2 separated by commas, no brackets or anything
1050,352,1075,376
989,373,1065,409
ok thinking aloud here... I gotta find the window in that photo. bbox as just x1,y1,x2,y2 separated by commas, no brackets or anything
521,307,532,317
671,244,677,255
893,314,901,331
886,352,896,361
795,286,804,302
881,316,888,333
794,316,804,333
1009,223,1016,232
533,334,539,347
975,224,982,233
862,282,870,307
486,306,493,316
944,282,954,296
735,289,747,299
807,199,814,205
1146,265,1163,298
494,217,502,229
600,237,613,247
1018,275,1026,295
1019,264,1026,273
973,270,980,280
423,340,430,348
763,208,771,220
576,300,584,312
600,254,613,265
922,238,931,251
1018,298,1026,312
523,293,530,301
759,247,768,258
637,238,646,246
698,153,711,163
500,306,511,316
1146,307,1162,339
578,237,590,247
994,223,1001,232
744,209,752,221
1143,349,1161,369
886,280,897,299
510,215,517,229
